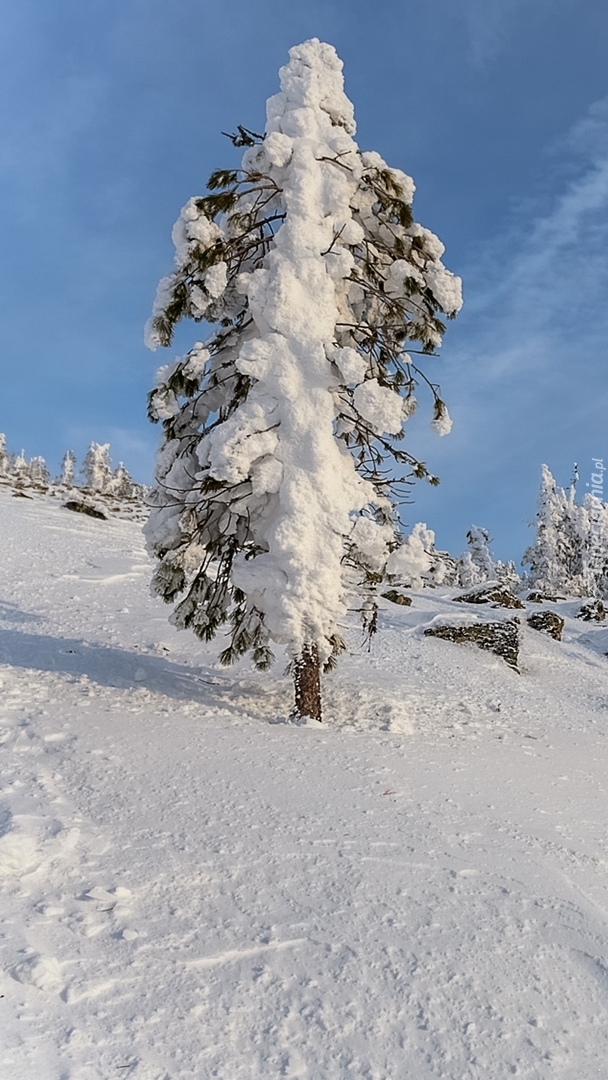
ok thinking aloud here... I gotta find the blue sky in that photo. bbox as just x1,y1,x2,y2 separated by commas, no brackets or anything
1,0,607,561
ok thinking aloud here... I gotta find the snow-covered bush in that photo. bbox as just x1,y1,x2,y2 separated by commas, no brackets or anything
145,39,462,720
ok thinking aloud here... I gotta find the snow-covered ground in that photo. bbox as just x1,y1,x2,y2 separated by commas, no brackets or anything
1,489,608,1080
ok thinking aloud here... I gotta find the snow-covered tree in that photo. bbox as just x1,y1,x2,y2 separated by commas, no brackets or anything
384,518,451,587
385,523,441,589
145,39,462,720
456,526,495,588
465,526,494,585
429,548,459,587
82,443,112,493
559,484,588,590
12,450,29,488
467,525,495,579
28,455,50,487
108,462,137,499
58,450,77,488
523,464,589,595
456,552,479,590
523,465,565,591
580,492,608,597
494,559,520,591
0,434,9,478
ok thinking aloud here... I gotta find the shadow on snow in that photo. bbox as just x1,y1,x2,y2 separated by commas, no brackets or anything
0,625,288,717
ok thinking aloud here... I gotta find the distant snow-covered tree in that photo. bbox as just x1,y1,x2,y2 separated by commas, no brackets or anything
523,464,590,595
455,551,477,590
58,450,77,488
559,482,588,590
145,39,462,721
456,526,495,588
108,462,136,499
385,523,438,590
494,559,521,591
12,450,29,488
522,465,565,592
28,455,50,487
467,526,495,580
0,434,10,478
580,492,608,598
82,443,112,493
429,548,459,587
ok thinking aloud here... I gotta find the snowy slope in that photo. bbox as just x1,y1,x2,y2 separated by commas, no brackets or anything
1,489,608,1080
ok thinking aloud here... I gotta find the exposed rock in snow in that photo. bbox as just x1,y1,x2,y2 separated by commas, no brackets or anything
526,589,565,603
453,583,524,609
63,499,107,521
576,598,606,622
527,609,565,640
424,617,521,670
381,589,412,606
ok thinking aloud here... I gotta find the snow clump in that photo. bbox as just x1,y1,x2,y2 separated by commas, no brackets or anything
386,523,437,589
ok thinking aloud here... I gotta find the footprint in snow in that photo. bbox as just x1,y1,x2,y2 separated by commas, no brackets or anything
10,953,64,994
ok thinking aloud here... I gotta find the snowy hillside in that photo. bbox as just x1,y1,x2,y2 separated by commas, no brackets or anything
2,489,608,1079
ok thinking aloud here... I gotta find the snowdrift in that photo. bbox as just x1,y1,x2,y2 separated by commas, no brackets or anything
1,488,608,1079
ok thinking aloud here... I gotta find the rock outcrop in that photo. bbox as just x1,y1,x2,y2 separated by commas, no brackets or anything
424,618,520,671
576,599,606,622
526,590,564,604
453,584,524,609
63,500,107,521
526,611,564,640
382,590,412,607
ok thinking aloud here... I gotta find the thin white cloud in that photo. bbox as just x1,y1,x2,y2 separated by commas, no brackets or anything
407,94,608,556
462,0,555,66
459,95,608,376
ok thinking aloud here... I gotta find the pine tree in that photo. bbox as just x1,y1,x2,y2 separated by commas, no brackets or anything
82,443,112,493
145,40,462,721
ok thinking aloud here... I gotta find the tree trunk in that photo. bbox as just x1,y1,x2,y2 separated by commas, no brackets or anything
293,643,322,722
